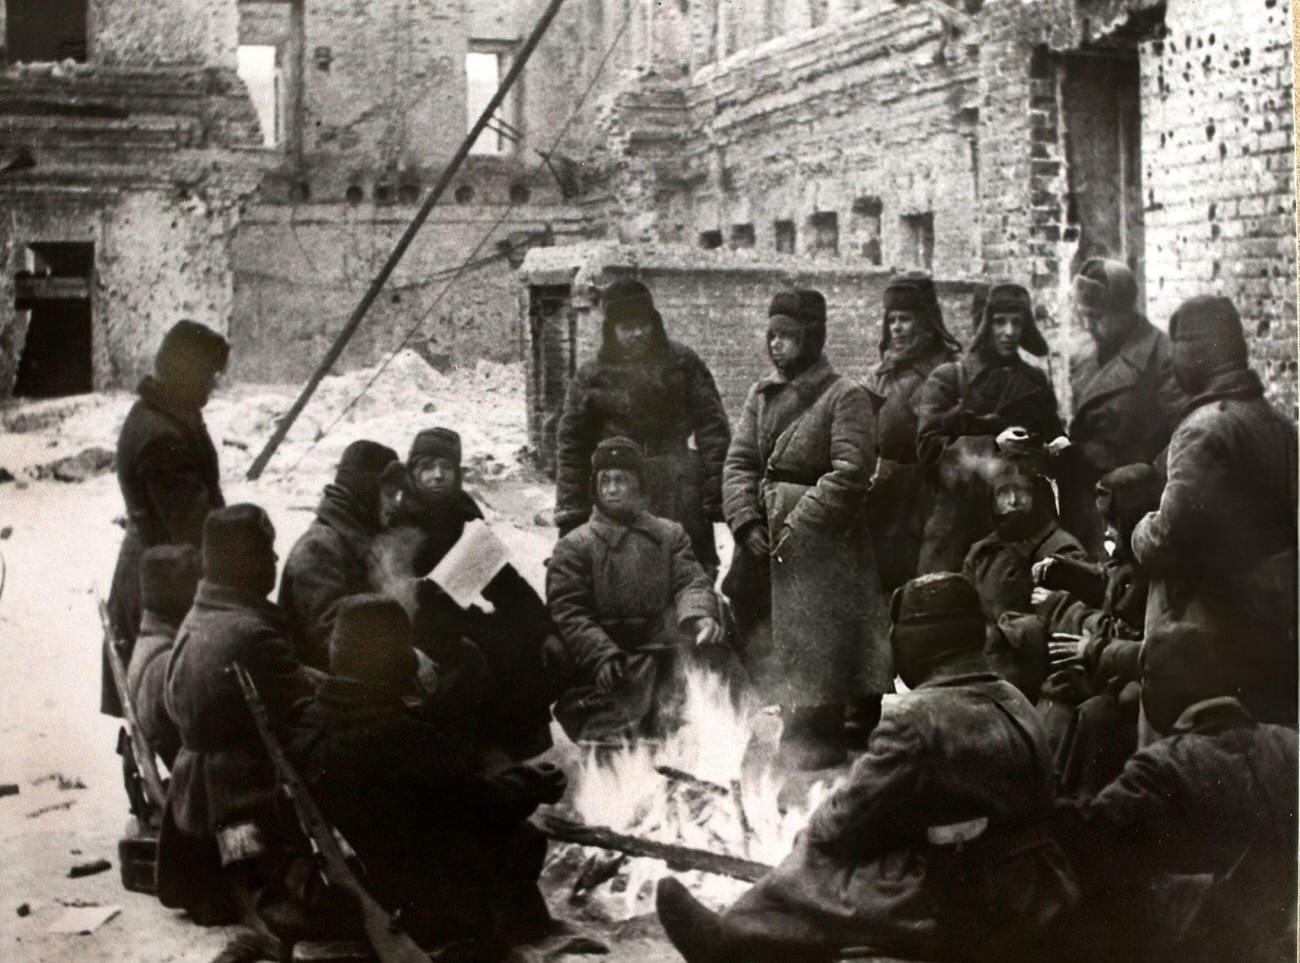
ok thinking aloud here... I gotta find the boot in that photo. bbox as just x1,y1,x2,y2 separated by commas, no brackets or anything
655,878,732,963
778,704,847,771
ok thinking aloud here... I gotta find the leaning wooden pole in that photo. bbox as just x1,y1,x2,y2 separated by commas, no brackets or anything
246,0,570,480
532,813,774,883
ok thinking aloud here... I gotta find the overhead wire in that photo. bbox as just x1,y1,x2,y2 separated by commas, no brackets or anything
281,2,635,473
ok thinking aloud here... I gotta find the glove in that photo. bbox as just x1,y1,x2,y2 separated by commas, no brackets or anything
527,763,568,805
996,425,1034,453
741,523,770,557
594,655,626,693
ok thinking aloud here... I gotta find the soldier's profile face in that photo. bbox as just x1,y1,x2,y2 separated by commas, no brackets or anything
1077,305,1127,351
989,311,1024,359
886,310,918,349
767,315,804,370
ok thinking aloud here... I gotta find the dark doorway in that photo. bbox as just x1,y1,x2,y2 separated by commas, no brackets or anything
13,242,94,398
1059,48,1144,291
6,0,89,63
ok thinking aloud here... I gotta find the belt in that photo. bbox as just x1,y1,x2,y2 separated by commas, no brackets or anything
764,467,824,487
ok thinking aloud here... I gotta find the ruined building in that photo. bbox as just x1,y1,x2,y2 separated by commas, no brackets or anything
1,0,1294,431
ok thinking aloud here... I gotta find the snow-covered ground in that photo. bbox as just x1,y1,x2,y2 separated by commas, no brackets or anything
0,356,676,961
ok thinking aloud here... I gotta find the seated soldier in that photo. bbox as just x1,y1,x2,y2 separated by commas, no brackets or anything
1033,464,1164,795
279,439,399,669
159,504,321,933
548,437,726,743
284,594,567,950
370,427,553,760
126,544,201,769
964,456,1086,622
1050,622,1298,963
656,573,1075,963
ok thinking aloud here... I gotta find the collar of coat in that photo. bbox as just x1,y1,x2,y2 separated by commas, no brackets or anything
192,578,286,624
1182,366,1265,414
315,483,378,550
756,354,837,401
1071,317,1164,413
915,652,1001,689
139,609,182,639
137,374,207,434
958,348,1043,401
588,507,665,546
1172,695,1252,733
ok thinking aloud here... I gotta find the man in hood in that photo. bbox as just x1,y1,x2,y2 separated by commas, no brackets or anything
105,319,228,717
549,437,725,742
1059,258,1184,557
916,282,1066,573
555,279,731,570
1131,295,1297,727
279,439,400,669
657,573,1072,963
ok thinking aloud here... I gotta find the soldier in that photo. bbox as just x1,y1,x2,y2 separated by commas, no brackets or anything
126,544,201,769
1132,295,1298,728
159,504,320,927
1059,258,1184,557
656,574,1074,963
864,271,961,591
555,279,731,570
548,437,725,742
285,595,566,949
105,319,228,717
722,289,888,770
916,282,1065,573
279,439,399,669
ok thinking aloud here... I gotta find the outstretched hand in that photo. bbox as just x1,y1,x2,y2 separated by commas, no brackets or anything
595,656,626,694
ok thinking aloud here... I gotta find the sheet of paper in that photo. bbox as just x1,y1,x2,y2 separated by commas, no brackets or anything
48,904,120,934
428,519,509,609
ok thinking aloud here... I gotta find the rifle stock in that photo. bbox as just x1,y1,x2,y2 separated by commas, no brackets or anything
232,663,432,963
98,596,167,813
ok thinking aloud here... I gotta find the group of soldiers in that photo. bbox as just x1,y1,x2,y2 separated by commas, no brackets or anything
99,254,1297,962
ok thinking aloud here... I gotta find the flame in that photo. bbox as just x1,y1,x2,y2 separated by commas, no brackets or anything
561,663,837,917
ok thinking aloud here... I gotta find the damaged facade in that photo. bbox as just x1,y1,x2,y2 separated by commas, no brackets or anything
0,0,1293,417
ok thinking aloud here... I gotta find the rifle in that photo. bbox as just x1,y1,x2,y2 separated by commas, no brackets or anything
231,663,432,963
98,596,167,817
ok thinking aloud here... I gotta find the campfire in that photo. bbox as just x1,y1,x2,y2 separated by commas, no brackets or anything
542,666,837,921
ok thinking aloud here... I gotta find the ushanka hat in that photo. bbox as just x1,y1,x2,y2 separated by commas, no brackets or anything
973,281,1049,358
202,504,275,580
889,572,986,666
329,594,418,693
408,427,462,466
590,436,645,482
1072,258,1139,314
155,319,230,380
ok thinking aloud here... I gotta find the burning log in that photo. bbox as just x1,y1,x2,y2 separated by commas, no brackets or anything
533,813,773,883
654,766,729,797
730,779,755,856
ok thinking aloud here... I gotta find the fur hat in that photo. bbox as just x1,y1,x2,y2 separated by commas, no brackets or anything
155,320,230,381
329,594,418,693
408,427,462,466
971,281,1049,358
881,271,961,355
890,573,987,673
202,504,275,581
768,288,826,328
1167,295,1248,368
591,436,645,481
1072,258,1139,314
139,544,202,620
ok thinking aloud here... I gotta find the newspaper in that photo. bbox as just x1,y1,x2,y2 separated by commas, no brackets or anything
427,519,509,609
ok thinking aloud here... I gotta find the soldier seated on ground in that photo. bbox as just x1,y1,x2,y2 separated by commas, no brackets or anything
370,426,554,761
655,573,1076,963
126,544,202,771
1049,622,1298,963
279,439,400,670
281,594,567,951
547,437,730,744
158,505,321,945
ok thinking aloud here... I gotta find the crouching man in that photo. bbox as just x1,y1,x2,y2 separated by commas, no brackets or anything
285,594,567,949
548,437,727,743
656,573,1076,963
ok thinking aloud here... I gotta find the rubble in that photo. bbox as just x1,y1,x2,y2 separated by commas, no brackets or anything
66,859,111,879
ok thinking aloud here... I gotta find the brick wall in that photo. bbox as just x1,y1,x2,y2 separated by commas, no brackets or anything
1141,0,1297,411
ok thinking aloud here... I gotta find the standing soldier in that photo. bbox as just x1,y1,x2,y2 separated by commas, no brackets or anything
916,282,1065,573
864,271,961,591
723,289,888,770
105,319,228,718
1060,258,1184,557
554,279,731,571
